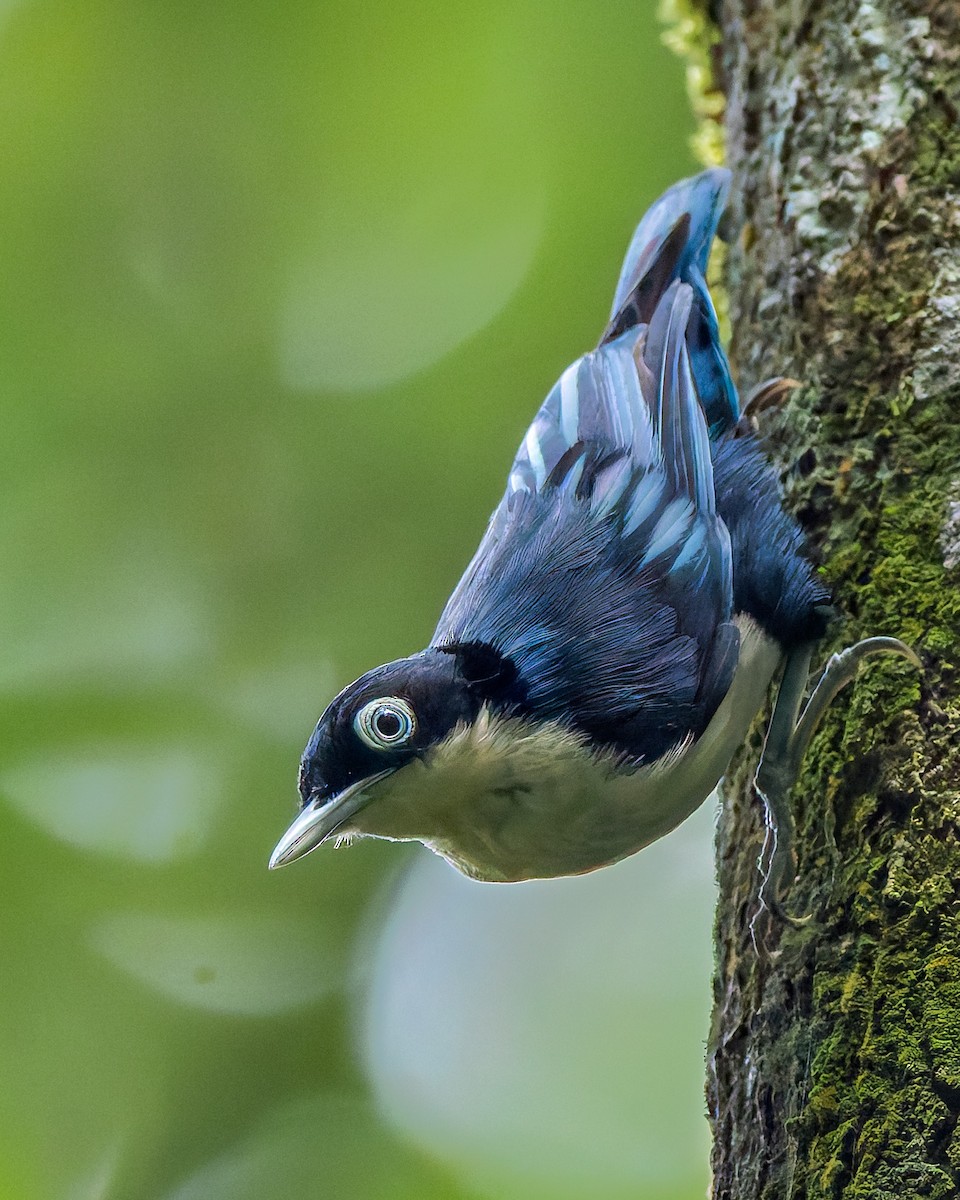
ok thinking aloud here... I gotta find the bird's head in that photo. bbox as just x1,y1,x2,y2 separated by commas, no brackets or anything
269,643,521,869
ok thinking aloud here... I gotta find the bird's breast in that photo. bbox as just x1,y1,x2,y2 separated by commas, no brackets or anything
347,616,782,881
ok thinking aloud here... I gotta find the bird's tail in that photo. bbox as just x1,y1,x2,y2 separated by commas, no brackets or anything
602,169,737,434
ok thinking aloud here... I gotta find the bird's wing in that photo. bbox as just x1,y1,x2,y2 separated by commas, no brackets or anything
434,267,738,763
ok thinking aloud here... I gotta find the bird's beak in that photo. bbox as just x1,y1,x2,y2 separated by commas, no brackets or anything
268,770,395,870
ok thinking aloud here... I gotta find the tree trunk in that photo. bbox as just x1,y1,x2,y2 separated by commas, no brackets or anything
673,1,960,1196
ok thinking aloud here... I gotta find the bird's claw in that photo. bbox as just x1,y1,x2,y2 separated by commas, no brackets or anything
754,635,921,927
741,375,803,417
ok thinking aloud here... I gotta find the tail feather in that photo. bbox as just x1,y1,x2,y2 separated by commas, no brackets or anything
602,168,738,435
608,168,730,318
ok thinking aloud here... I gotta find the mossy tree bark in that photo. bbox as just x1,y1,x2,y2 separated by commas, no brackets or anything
697,2,960,1197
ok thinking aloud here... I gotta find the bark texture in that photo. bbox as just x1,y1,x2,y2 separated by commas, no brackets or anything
673,1,960,1197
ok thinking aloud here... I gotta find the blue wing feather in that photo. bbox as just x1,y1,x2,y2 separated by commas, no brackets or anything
435,273,735,763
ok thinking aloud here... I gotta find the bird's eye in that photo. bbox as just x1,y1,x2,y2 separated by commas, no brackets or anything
354,697,417,750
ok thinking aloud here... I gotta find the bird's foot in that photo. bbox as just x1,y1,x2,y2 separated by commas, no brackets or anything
754,636,921,927
742,376,802,418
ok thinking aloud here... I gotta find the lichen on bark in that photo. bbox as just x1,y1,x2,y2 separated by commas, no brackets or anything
658,0,727,165
670,1,960,1197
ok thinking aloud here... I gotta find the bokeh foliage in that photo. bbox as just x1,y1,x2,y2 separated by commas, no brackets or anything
0,2,714,1197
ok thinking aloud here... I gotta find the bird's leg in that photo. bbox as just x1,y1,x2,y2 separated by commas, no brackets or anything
755,644,814,924
755,637,921,925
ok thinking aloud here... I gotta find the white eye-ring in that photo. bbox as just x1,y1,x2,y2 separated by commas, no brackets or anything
354,697,417,750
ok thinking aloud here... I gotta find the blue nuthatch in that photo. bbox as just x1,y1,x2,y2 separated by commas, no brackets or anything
270,169,917,909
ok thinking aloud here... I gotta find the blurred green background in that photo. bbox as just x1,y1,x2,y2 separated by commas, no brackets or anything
0,2,715,1197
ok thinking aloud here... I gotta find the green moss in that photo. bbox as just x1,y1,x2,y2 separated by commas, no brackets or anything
913,98,960,188
788,282,960,1193
658,0,725,166
711,28,960,1199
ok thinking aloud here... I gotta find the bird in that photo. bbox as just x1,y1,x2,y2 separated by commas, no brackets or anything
269,168,917,909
